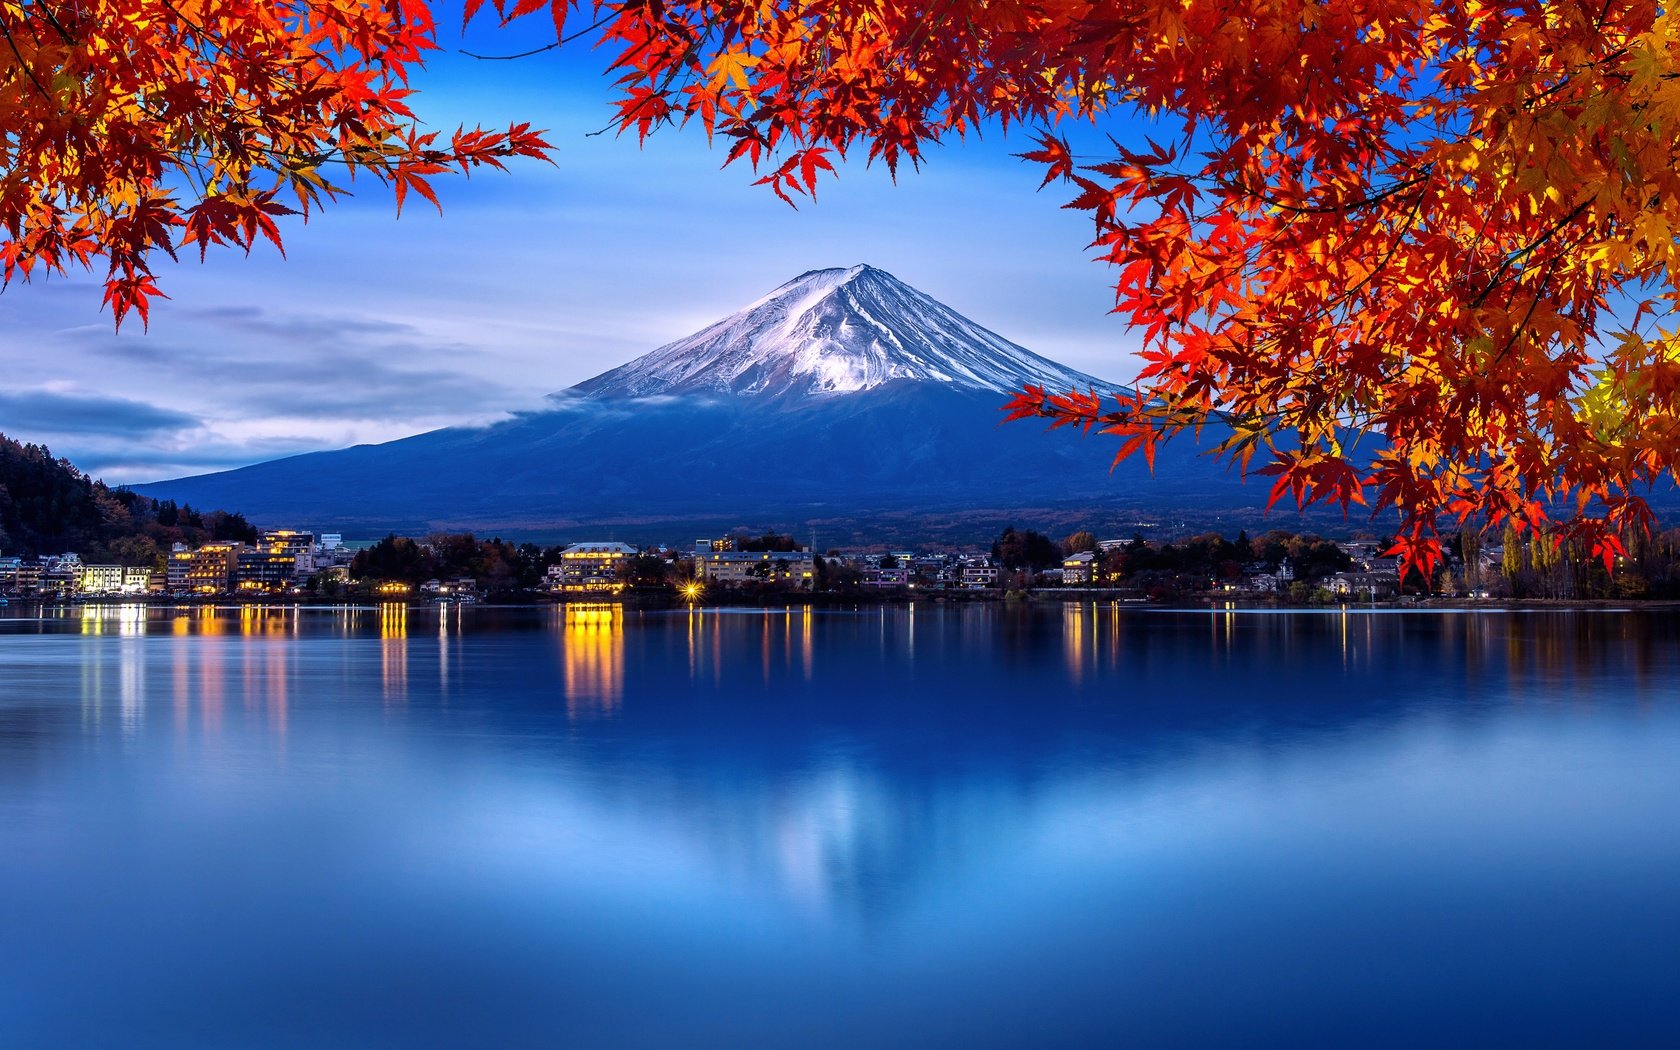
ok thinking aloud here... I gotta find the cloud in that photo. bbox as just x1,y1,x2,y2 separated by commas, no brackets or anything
69,439,325,481
54,305,540,424
0,389,200,438
183,305,424,343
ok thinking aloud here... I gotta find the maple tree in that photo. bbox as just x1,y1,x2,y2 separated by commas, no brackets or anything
11,1,1680,576
542,0,1680,578
0,0,548,328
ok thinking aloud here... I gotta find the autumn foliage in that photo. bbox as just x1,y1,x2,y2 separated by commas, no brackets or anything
10,1,1680,575
0,0,547,327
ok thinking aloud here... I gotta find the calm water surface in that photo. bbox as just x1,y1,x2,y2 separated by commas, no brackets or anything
2,602,1678,1047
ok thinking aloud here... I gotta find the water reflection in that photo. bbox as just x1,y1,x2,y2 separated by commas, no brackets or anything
560,603,623,715
22,604,1680,737
119,628,143,738
79,603,147,636
239,604,299,638
681,606,817,688
5,604,1680,1047
197,604,225,637
437,602,454,700
1025,603,1680,706
1063,602,1084,684
263,636,289,741
380,602,407,701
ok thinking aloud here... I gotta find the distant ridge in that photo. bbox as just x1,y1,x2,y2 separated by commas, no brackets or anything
136,266,1260,541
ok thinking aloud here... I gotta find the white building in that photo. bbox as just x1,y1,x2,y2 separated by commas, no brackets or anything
549,542,639,593
1329,570,1400,599
80,565,154,595
694,548,815,588
1061,551,1097,585
960,559,999,590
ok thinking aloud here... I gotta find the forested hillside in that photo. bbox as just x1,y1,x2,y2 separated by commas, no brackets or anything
0,434,256,564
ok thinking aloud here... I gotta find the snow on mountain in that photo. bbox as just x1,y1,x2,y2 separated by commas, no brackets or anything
567,264,1108,400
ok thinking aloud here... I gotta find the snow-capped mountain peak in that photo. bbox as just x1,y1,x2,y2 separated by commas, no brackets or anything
566,265,1109,400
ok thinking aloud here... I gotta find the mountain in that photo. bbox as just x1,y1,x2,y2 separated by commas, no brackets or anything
573,264,1099,399
137,266,1269,542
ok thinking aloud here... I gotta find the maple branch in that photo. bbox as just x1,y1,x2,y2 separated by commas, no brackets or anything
460,11,612,59
30,2,75,46
0,15,53,102
1470,199,1592,309
585,56,693,138
460,40,560,59
1231,171,1431,216
1488,250,1567,372
1190,182,1429,399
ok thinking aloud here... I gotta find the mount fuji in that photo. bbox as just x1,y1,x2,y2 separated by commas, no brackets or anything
137,266,1264,541
572,264,1099,400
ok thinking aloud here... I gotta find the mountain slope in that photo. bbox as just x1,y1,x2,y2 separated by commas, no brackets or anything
573,265,1102,399
138,266,1263,540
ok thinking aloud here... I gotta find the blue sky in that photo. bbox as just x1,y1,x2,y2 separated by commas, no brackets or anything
0,11,1143,483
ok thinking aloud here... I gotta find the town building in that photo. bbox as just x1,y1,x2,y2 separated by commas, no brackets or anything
310,533,357,571
40,554,82,597
694,547,816,588
862,564,909,588
549,542,638,594
912,555,956,588
3,559,43,595
184,543,243,594
258,530,317,577
79,565,152,595
167,543,192,591
1336,541,1384,571
1242,561,1294,593
1329,571,1401,599
420,577,479,599
80,564,125,595
960,558,999,590
1061,551,1097,585
236,547,300,593
1245,572,1283,593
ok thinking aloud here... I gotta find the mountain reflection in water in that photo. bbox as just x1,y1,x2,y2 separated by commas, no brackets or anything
1,603,1677,1047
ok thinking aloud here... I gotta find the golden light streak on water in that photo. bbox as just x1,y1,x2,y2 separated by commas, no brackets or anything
1341,607,1349,671
438,603,451,701
562,604,623,716
687,604,698,681
266,637,289,744
199,624,224,737
380,603,408,703
1064,603,1085,685
119,630,144,738
801,606,813,681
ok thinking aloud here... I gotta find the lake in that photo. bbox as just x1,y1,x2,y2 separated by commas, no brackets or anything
2,602,1677,1047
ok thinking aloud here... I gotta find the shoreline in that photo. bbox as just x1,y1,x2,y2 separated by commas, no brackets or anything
10,592,1680,613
